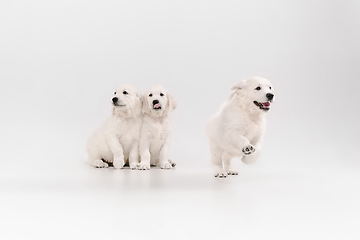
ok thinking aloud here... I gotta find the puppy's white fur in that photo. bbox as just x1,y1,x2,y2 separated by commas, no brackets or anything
206,77,275,177
138,85,177,170
87,84,143,169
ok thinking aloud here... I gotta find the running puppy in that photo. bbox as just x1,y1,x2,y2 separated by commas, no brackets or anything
138,85,177,170
206,77,275,178
87,84,143,169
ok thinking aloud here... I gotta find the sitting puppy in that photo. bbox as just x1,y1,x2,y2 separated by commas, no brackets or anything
206,77,275,178
87,84,143,169
138,85,177,170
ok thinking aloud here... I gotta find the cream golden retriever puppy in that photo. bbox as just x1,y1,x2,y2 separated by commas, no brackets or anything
138,85,177,170
206,77,275,178
87,84,143,169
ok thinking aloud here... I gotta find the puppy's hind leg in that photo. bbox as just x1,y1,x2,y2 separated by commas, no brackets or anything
210,143,227,178
223,152,238,175
89,158,109,168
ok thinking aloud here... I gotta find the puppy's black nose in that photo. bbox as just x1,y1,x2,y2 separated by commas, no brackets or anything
153,99,159,105
266,93,274,101
112,97,118,103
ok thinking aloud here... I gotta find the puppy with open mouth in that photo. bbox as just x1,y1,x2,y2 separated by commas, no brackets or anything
138,85,177,170
206,77,275,178
86,84,143,169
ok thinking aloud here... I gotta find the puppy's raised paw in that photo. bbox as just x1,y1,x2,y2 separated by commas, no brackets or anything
242,144,255,155
93,160,109,168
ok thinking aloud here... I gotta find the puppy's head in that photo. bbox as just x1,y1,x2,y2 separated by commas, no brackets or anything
231,76,275,112
142,85,177,116
112,84,142,117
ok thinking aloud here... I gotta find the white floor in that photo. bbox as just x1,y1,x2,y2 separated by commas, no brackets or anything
2,160,360,240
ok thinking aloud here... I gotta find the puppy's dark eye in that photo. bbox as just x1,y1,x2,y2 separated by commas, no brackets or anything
269,87,272,90
114,92,116,95
160,93,164,97
255,86,261,91
149,94,153,97
123,91,128,95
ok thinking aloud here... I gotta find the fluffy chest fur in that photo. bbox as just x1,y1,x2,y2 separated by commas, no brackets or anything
103,114,142,145
141,114,172,155
220,99,266,143
142,114,172,140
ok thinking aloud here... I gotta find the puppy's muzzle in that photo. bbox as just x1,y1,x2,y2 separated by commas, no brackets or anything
112,97,125,107
153,99,161,110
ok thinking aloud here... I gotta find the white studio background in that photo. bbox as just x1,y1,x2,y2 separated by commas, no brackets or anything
1,0,360,239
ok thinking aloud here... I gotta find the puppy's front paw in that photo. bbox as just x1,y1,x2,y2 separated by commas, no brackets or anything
137,163,150,170
129,163,138,170
215,170,228,178
159,162,172,169
113,159,125,169
242,144,255,155
93,160,109,168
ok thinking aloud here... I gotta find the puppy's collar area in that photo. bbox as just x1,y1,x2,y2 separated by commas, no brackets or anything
253,101,270,111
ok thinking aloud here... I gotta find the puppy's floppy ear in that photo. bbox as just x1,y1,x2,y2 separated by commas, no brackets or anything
231,80,247,91
167,91,177,112
142,93,151,114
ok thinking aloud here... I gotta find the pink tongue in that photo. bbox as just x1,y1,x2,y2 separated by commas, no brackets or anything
263,102,270,107
154,103,161,108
